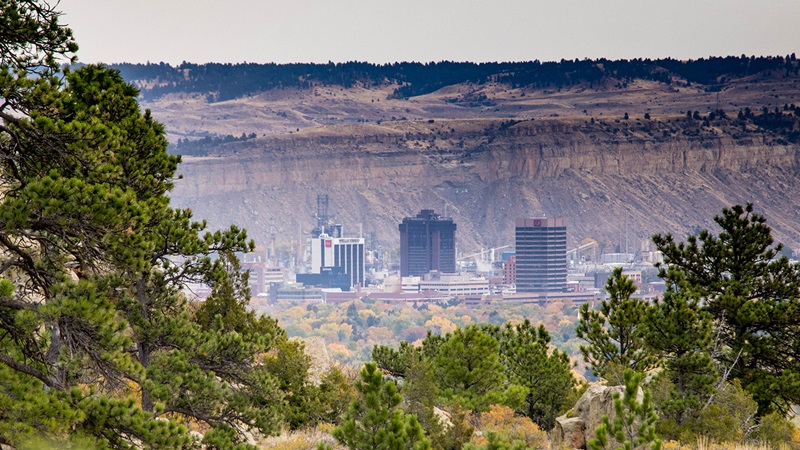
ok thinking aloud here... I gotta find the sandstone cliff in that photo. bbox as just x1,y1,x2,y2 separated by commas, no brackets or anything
169,116,800,258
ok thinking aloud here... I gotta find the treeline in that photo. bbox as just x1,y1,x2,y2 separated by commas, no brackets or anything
173,132,257,156
109,54,800,102
739,104,800,143
672,105,800,144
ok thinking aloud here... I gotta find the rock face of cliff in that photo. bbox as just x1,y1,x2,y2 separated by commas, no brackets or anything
170,116,800,256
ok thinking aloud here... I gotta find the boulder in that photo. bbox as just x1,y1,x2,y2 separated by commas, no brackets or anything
553,417,585,449
551,383,623,450
575,383,623,443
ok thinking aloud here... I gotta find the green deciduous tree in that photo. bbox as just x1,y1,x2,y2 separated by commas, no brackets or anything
468,405,549,450
688,379,758,443
261,338,358,430
463,431,529,450
333,362,431,450
576,268,655,383
498,319,576,431
653,203,800,416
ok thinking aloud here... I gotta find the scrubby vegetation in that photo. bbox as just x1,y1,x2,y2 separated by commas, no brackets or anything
174,132,258,156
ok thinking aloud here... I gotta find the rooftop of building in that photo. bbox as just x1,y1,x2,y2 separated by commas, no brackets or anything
402,209,455,223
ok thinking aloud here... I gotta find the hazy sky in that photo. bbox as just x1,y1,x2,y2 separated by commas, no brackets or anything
60,0,800,65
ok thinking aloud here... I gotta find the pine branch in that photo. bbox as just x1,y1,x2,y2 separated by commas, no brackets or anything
0,351,60,389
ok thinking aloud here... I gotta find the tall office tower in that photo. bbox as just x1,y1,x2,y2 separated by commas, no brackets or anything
515,217,567,292
399,209,456,277
308,235,365,288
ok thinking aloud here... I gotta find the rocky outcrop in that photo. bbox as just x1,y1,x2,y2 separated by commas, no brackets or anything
552,384,624,450
554,418,586,449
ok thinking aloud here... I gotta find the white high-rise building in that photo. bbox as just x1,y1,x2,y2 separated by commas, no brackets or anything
310,234,365,288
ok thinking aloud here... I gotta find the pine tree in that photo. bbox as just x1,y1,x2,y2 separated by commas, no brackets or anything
305,366,358,426
401,354,444,446
588,370,662,450
643,268,717,427
0,2,286,446
260,338,315,429
372,340,419,378
433,325,506,411
498,319,576,431
333,362,432,450
576,268,655,383
653,203,800,416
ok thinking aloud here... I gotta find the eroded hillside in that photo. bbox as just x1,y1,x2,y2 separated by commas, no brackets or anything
169,113,800,256
109,58,800,257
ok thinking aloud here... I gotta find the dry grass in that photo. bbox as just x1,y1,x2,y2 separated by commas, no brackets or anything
258,423,799,450
662,435,798,450
143,75,800,144
257,424,340,450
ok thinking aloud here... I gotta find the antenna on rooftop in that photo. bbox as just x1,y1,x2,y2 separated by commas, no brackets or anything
316,194,329,230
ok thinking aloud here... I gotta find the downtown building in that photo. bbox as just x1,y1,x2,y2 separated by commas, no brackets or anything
299,234,365,291
399,209,456,277
515,217,567,293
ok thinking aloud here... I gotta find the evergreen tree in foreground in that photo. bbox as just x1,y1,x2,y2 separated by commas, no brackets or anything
332,362,432,450
653,203,800,416
0,1,285,447
643,269,717,428
433,325,506,411
402,354,445,446
576,268,656,383
499,319,576,431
